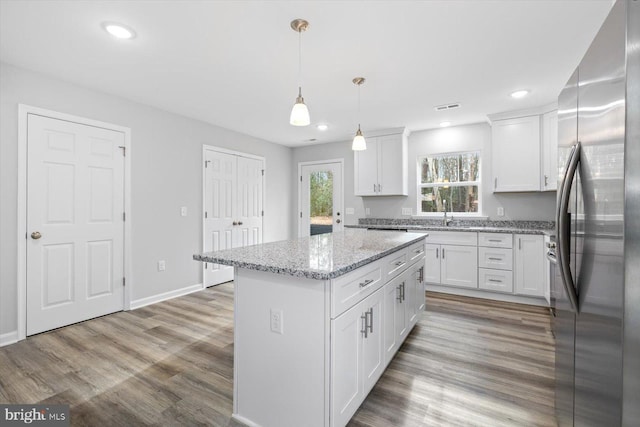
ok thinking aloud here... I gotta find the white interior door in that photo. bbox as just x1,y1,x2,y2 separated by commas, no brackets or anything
203,149,264,287
26,114,125,335
204,150,236,286
299,161,343,237
235,156,263,248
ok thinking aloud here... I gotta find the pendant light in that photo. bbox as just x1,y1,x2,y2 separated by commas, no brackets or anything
352,77,367,151
290,19,310,126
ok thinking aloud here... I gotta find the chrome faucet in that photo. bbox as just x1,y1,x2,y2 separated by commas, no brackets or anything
442,200,453,226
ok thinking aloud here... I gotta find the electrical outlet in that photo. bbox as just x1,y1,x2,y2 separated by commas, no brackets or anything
402,208,412,216
345,207,355,215
270,309,284,334
365,208,371,216
497,207,504,217
158,260,166,271
181,206,188,217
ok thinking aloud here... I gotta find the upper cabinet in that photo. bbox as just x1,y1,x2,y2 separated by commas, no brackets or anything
489,105,558,193
354,129,408,196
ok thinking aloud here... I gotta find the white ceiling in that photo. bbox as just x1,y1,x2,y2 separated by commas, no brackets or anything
0,0,613,147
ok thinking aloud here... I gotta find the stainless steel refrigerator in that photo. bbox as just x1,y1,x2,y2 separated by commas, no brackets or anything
552,0,640,425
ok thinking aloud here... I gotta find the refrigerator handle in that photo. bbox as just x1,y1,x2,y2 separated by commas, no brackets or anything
556,141,581,312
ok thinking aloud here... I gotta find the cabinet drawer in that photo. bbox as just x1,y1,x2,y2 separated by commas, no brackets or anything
478,268,513,293
408,241,426,262
385,250,409,280
332,260,383,318
424,231,477,246
478,247,513,270
478,232,513,248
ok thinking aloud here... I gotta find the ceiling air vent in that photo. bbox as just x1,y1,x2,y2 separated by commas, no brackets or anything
434,103,461,111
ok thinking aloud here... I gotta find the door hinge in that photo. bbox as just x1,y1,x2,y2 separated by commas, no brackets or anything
262,169,265,176
122,277,126,287
300,212,302,218
300,176,302,182
205,262,208,269
261,210,264,217
123,212,126,221
118,146,126,156
205,211,208,218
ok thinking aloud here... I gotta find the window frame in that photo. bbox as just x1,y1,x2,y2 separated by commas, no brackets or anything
415,150,483,217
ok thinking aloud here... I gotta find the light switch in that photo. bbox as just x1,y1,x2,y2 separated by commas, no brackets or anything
365,208,371,216
402,208,412,216
158,260,166,271
181,206,188,217
270,309,284,334
497,207,504,217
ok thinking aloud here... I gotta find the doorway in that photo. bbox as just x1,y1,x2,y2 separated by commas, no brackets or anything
18,106,131,338
299,160,344,237
202,146,264,287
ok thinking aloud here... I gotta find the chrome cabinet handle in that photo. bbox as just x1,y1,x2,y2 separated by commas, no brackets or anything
359,279,374,288
488,239,501,242
488,279,502,283
238,221,243,225
31,231,42,240
442,248,445,258
494,177,498,189
366,308,373,334
361,313,368,338
394,261,405,267
396,284,403,303
436,248,439,258
233,221,238,226
488,257,502,261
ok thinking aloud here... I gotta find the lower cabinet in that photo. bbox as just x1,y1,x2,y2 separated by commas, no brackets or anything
424,243,477,288
514,234,545,296
331,287,385,427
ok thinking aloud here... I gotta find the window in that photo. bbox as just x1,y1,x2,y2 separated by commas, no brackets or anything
417,151,481,215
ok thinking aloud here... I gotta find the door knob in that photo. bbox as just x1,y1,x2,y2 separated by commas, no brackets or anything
31,231,42,240
233,221,238,226
238,221,243,225
336,219,341,224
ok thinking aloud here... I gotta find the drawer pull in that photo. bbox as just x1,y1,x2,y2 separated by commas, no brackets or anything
488,279,503,283
488,239,502,242
488,257,503,261
394,261,406,267
359,279,374,288
414,248,423,254
366,308,374,334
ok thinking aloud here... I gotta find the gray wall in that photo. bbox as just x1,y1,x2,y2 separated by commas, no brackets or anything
292,122,556,237
0,62,293,336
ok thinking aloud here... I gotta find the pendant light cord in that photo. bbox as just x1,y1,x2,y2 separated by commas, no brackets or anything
298,30,302,91
357,82,361,128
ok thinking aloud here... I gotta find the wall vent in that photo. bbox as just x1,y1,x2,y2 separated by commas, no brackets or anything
434,103,461,111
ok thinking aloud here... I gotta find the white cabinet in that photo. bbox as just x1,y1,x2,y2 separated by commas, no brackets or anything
331,287,385,427
478,232,514,293
514,234,545,297
491,115,541,192
354,131,408,196
423,244,441,283
541,110,558,191
423,232,478,289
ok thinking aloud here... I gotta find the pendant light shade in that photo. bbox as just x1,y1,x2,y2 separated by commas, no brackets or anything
290,87,310,126
352,77,367,151
290,19,310,126
352,125,366,151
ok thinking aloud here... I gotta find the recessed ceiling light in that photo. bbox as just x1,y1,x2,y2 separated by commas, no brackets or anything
316,124,328,131
102,22,136,40
440,121,451,127
510,90,530,99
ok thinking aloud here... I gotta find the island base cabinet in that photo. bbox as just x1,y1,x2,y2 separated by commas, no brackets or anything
331,288,384,427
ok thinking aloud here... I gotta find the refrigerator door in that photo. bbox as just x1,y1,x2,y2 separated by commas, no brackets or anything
574,0,626,425
554,68,578,427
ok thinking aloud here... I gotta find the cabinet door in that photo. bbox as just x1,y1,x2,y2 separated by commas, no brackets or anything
541,110,558,191
395,274,409,340
492,115,541,192
441,245,478,288
407,263,424,327
514,234,544,297
414,265,425,313
423,244,441,284
377,134,407,195
383,275,401,365
361,288,385,395
331,302,364,427
354,138,379,196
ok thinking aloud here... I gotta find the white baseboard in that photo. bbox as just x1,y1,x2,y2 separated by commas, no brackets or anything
425,284,549,307
129,283,204,310
0,331,19,347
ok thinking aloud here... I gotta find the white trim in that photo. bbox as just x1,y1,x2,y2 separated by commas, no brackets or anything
0,331,19,347
487,102,558,123
202,145,266,286
425,284,549,307
17,104,133,341
231,414,261,427
297,159,345,238
130,283,204,310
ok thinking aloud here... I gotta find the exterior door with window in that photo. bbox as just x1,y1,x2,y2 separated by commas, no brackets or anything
26,114,125,335
299,162,343,237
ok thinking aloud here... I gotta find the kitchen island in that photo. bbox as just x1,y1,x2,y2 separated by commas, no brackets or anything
194,229,427,427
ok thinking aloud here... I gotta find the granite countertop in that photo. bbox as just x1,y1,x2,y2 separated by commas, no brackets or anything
348,218,555,236
193,229,426,280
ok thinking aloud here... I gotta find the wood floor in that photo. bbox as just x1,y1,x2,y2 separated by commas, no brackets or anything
0,284,556,426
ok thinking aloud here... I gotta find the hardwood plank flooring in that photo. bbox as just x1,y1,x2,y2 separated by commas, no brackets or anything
0,285,556,426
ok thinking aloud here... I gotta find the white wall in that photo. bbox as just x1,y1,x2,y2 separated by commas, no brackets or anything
0,62,293,337
292,122,555,236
